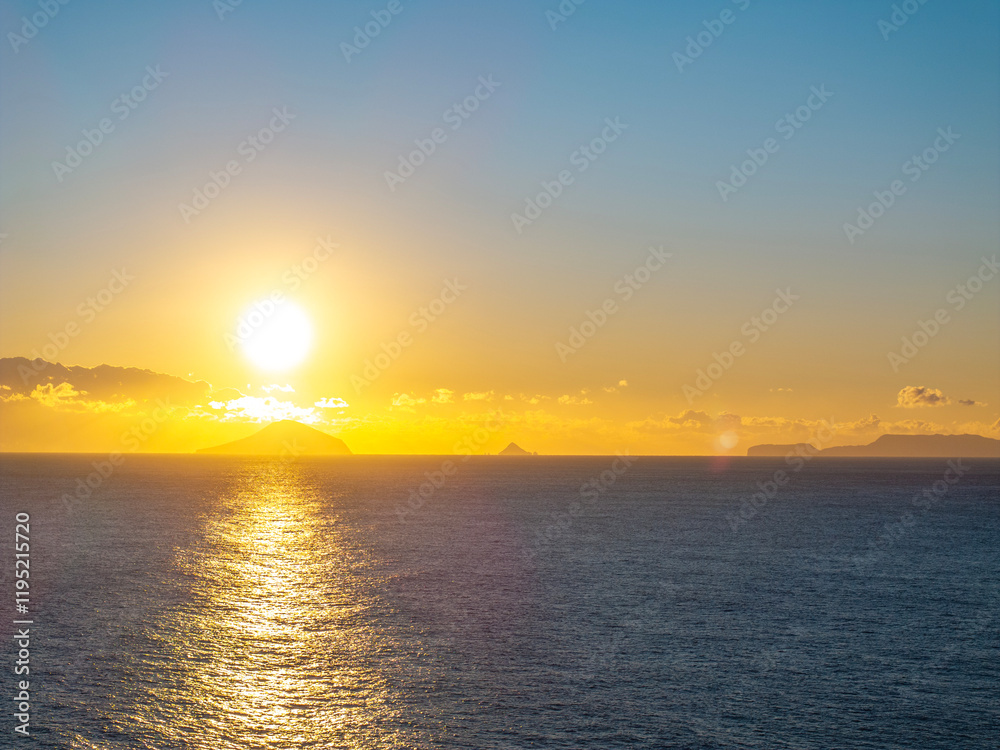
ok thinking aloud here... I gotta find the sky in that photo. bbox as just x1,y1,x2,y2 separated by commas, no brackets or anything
1,0,998,454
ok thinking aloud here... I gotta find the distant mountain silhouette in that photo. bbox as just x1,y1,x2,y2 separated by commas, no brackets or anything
748,434,999,458
197,420,352,456
499,442,534,456
746,443,819,457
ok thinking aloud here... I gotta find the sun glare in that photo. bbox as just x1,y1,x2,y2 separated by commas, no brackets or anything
239,300,314,372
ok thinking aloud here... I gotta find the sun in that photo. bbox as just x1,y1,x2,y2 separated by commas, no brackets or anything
239,299,313,371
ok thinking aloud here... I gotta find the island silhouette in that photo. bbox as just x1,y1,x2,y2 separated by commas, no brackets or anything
499,442,536,456
747,433,1000,458
197,420,352,456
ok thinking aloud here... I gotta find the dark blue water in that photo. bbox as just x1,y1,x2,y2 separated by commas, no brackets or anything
1,455,997,749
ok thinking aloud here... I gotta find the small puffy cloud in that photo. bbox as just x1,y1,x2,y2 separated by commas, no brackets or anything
391,393,426,410
520,394,547,405
315,397,349,409
431,388,454,404
619,380,628,387
958,399,987,407
897,386,951,409
557,394,593,406
463,391,494,402
263,384,294,394
770,387,793,393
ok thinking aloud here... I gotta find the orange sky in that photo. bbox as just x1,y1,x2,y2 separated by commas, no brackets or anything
2,3,998,454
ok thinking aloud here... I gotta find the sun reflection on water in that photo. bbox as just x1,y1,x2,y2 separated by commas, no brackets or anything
147,462,401,749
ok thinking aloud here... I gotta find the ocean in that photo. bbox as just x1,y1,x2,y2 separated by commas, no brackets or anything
1,455,997,749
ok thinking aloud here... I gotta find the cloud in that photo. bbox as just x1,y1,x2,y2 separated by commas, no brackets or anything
770,387,793,393
716,412,742,431
315,397,349,409
28,382,135,413
463,391,494,401
262,384,294,393
207,387,245,403
958,399,987,407
520,394,547,405
0,357,210,406
558,394,593,406
0,385,27,404
31,382,83,408
628,410,714,433
391,393,426,410
896,386,951,409
208,395,318,423
842,413,881,432
628,410,845,441
888,418,947,434
432,388,454,404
